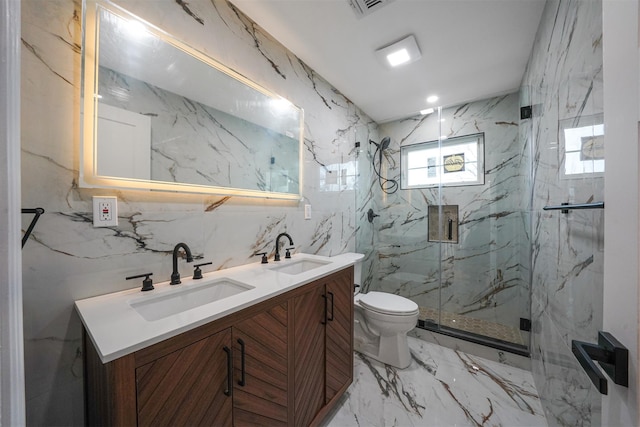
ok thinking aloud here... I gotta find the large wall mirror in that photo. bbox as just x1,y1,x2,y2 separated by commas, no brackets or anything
81,0,303,199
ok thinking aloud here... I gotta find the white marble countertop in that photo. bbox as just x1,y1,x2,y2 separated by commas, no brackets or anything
75,252,363,363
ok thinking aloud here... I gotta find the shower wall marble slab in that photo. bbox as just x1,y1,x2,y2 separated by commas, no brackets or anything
523,0,604,425
21,0,376,424
367,93,528,330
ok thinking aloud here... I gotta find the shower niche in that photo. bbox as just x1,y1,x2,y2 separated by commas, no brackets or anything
427,205,459,243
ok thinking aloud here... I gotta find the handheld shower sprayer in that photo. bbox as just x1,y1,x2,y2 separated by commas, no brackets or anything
369,137,391,163
368,137,398,194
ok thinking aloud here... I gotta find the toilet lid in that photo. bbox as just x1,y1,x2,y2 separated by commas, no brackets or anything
359,292,419,315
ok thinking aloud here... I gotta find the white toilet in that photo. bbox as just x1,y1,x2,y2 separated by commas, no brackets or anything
352,256,419,369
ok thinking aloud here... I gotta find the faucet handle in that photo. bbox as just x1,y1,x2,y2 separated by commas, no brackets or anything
254,252,268,264
193,262,213,280
126,272,154,292
285,247,294,259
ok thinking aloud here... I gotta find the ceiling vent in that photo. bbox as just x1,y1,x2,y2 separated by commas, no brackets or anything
348,0,395,18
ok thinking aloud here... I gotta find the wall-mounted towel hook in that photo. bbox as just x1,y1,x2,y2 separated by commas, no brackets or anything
367,208,379,223
21,207,45,248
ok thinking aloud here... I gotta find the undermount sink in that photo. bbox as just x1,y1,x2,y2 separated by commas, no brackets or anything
270,258,331,275
130,278,254,321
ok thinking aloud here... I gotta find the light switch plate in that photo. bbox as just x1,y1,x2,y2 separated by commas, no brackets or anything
304,204,312,220
93,196,118,227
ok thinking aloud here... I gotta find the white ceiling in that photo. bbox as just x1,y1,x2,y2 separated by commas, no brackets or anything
228,0,546,123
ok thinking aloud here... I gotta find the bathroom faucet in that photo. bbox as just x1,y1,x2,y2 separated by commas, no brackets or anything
274,233,294,261
170,242,194,285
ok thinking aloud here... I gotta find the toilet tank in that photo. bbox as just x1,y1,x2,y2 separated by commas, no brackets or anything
337,252,364,287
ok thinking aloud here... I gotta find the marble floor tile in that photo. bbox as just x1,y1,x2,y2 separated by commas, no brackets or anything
323,337,547,427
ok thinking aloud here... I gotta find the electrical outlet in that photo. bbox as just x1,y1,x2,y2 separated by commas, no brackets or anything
304,204,312,220
93,196,118,227
99,201,112,221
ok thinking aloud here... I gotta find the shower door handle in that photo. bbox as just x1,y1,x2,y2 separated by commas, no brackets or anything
571,331,628,395
447,219,453,240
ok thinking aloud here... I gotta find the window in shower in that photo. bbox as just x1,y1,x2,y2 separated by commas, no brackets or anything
400,133,485,188
559,114,604,179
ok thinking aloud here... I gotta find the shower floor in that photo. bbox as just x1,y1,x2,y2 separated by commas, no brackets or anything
419,306,525,346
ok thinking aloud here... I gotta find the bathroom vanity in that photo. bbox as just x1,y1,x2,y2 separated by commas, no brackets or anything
76,254,358,426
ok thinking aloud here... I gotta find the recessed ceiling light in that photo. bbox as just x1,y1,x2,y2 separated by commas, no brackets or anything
420,108,434,115
427,95,439,104
386,49,410,67
375,35,422,68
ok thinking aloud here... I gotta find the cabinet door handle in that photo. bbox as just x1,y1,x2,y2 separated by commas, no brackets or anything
321,294,327,325
223,346,232,396
327,291,335,322
237,338,246,387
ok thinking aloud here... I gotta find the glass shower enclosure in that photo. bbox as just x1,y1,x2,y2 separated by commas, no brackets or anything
355,90,532,355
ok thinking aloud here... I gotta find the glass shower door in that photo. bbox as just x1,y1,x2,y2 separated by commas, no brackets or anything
428,95,531,353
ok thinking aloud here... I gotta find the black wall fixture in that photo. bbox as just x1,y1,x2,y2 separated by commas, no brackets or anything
572,331,628,395
367,208,379,223
543,201,604,214
21,207,44,248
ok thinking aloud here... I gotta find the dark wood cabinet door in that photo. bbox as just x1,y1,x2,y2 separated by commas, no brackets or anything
136,328,233,427
325,269,354,403
233,302,289,426
293,282,326,427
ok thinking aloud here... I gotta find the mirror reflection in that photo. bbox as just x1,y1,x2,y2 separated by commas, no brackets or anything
81,1,303,198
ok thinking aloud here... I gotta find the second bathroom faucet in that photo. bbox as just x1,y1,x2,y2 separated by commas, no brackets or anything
274,233,294,261
171,242,194,285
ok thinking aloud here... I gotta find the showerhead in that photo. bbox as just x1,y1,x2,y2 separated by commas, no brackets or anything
380,136,390,151
369,137,391,151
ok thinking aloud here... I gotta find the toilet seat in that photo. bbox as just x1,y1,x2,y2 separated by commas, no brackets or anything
358,291,419,316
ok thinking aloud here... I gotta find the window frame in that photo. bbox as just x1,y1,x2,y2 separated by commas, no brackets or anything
400,132,485,189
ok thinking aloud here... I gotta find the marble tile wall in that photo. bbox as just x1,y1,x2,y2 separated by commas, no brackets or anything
522,0,604,425
358,93,529,332
21,0,376,424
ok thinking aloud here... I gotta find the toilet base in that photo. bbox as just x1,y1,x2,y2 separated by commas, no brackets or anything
354,330,412,369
